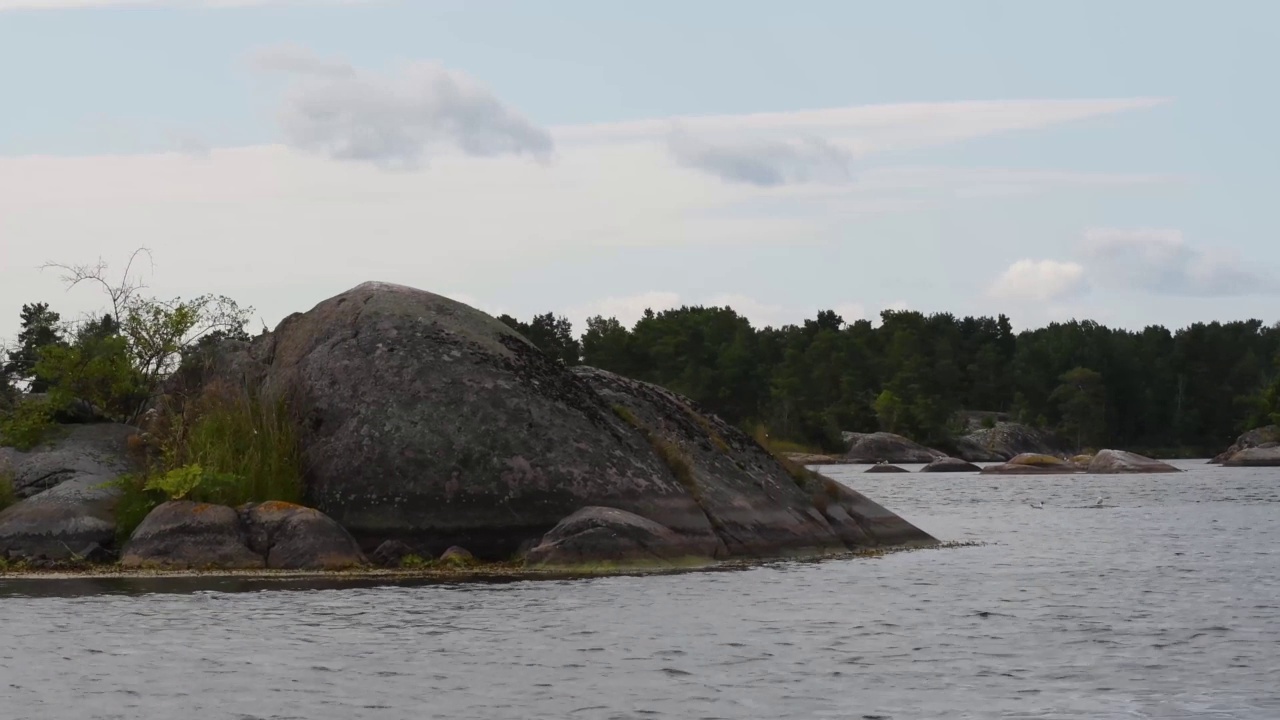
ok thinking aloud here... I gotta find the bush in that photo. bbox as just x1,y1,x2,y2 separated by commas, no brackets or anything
0,470,16,512
0,397,56,451
110,385,304,542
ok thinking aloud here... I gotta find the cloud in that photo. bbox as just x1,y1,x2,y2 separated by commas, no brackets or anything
250,45,553,170
1082,228,1278,296
0,0,363,9
989,259,1088,302
667,131,853,186
650,98,1168,186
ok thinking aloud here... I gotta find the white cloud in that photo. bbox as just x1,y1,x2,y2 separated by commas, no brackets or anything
0,0,361,9
667,131,853,186
0,97,1188,343
250,45,553,169
1082,227,1278,296
989,259,1088,302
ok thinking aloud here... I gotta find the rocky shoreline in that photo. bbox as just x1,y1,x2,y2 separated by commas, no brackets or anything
2,282,938,576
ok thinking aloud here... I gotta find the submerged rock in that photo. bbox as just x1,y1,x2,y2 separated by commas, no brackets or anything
864,464,909,473
0,424,138,560
921,457,982,473
524,506,708,568
842,432,945,464
1087,450,1181,474
1222,446,1280,467
121,501,263,570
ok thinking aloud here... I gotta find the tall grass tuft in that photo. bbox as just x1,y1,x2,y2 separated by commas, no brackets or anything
110,383,303,542
0,469,16,512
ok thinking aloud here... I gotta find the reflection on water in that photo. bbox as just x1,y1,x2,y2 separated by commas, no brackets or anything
2,461,1278,719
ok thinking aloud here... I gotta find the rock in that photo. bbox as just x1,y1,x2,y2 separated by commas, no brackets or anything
580,367,867,557
188,281,936,561
240,501,368,570
0,424,139,560
1087,449,1181,474
1007,453,1067,467
921,457,981,473
1071,454,1095,466
842,432,946,464
121,501,264,570
864,464,909,473
370,539,415,567
981,462,1082,475
1222,446,1280,467
1212,425,1280,464
76,542,115,563
439,545,477,566
957,422,1068,462
524,506,717,567
782,452,842,465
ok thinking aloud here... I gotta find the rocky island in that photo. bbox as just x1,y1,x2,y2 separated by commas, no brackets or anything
1,282,937,575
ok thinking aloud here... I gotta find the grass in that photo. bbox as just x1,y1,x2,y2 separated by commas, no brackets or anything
0,469,15,513
110,385,304,543
613,404,702,501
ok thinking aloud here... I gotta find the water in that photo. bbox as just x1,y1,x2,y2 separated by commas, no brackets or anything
2,460,1278,719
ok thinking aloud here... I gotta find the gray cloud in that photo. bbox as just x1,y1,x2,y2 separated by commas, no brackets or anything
251,45,553,170
667,131,853,186
1082,228,1277,296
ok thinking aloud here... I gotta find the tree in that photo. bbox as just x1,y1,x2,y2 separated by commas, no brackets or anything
2,302,66,392
1051,367,1107,451
499,312,582,365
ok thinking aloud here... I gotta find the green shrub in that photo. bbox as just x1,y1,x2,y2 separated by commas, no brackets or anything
0,397,56,451
0,469,16,512
400,554,434,569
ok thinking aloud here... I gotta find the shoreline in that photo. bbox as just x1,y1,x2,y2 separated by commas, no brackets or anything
0,542,975,587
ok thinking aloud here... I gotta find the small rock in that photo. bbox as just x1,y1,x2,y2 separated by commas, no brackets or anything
864,464,910,473
121,501,263,570
75,542,115,564
240,501,368,570
439,545,477,566
524,506,714,567
371,539,415,567
981,462,1082,475
921,457,982,473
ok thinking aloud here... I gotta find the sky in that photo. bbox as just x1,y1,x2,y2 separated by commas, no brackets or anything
2,0,1278,346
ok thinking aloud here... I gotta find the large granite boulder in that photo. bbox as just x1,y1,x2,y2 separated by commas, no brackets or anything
580,367,863,557
957,422,1068,462
121,501,264,570
0,424,138,560
981,453,1081,475
921,457,982,473
842,432,945,464
1212,426,1280,464
1087,449,1181,474
240,501,367,570
189,281,935,562
524,506,710,567
1222,446,1280,467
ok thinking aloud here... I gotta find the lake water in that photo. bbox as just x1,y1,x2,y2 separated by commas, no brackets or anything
2,460,1278,719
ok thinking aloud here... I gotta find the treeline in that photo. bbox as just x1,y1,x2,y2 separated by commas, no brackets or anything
499,308,1280,456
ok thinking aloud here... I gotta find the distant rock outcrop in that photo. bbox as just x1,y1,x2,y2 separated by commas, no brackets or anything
1222,446,1280,467
842,432,946,464
1212,426,1280,464
1087,450,1180,474
956,422,1068,462
921,457,982,473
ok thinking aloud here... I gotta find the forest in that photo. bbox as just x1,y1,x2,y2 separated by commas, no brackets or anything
498,307,1280,457
4,291,1279,459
